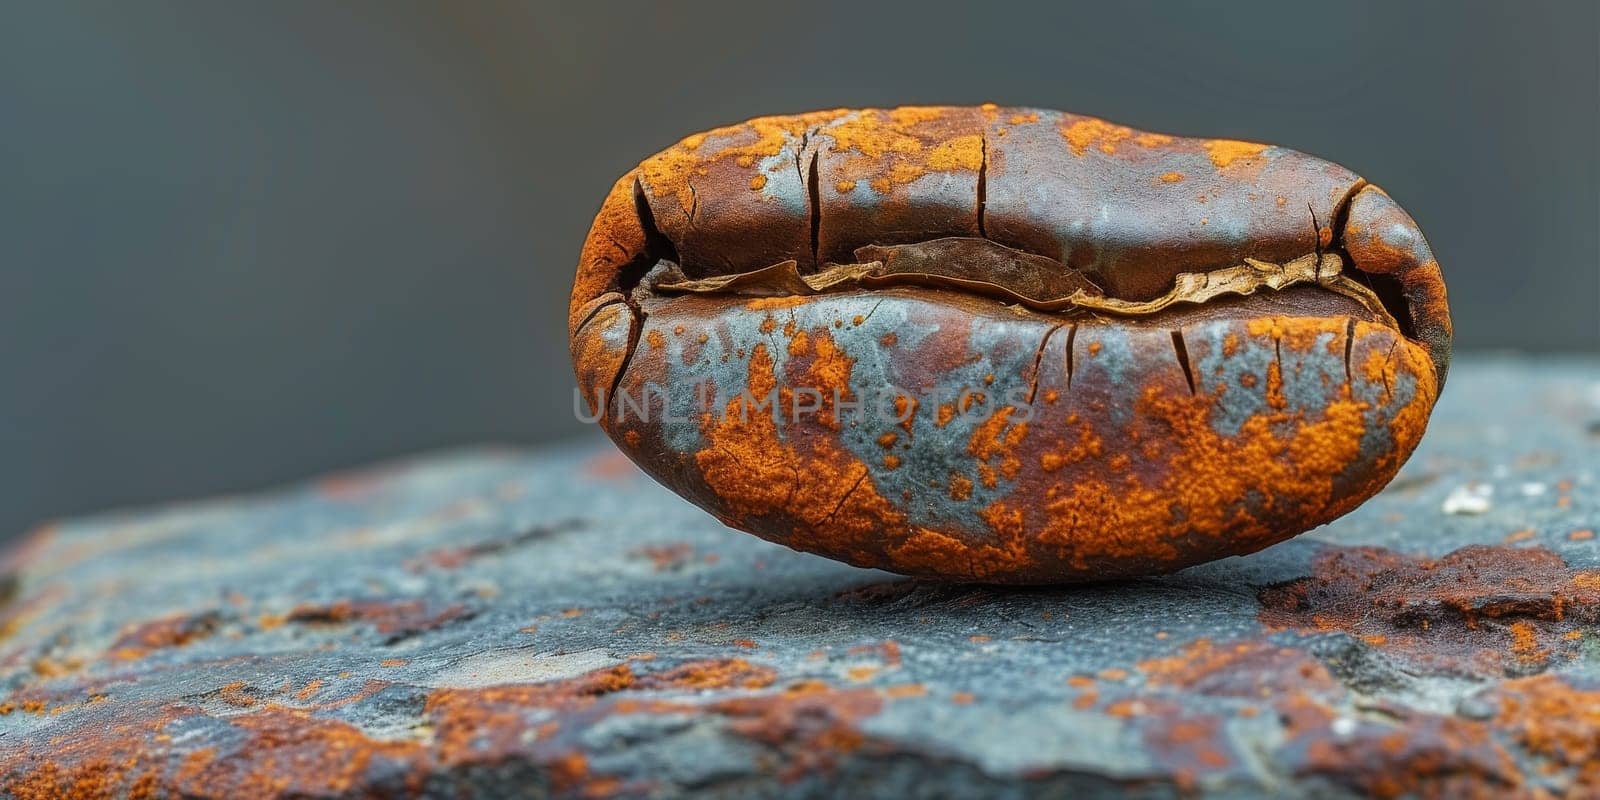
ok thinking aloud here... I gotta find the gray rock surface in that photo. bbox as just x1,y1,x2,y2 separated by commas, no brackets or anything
0,356,1596,798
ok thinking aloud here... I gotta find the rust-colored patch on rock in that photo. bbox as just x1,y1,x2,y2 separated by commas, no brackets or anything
106,610,221,661
1492,674,1600,792
280,598,471,639
1260,544,1600,676
1289,701,1521,799
406,521,580,572
0,704,428,800
711,679,886,782
1116,634,1529,798
1139,638,1340,699
637,658,777,691
0,657,888,799
629,541,696,572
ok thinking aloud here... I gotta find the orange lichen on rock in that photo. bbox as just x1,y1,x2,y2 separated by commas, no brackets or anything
1260,544,1600,676
637,658,777,691
1086,631,1554,797
1137,707,1235,776
630,542,695,571
197,707,426,794
1138,638,1339,699
846,640,903,667
107,611,220,661
0,703,429,800
284,598,468,637
711,680,887,781
1294,708,1519,799
1509,621,1548,664
1493,674,1600,788
802,332,855,420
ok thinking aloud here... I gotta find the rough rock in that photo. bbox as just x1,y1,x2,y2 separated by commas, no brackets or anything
0,357,1595,798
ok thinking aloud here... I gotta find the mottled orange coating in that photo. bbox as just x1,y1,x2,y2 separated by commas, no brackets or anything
893,319,1433,579
1202,139,1270,169
569,105,1451,582
1060,117,1134,156
1342,184,1453,376
569,177,646,338
693,341,909,566
569,103,1450,351
808,107,990,263
823,107,983,188
569,301,633,419
636,109,849,215
1017,331,1392,570
645,305,1436,581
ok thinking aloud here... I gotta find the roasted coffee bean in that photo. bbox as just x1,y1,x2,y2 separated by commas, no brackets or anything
568,105,1451,583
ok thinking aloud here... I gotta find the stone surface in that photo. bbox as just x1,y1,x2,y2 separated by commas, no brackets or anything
0,356,1595,798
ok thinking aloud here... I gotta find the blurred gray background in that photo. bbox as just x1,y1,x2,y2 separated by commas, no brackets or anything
3,0,1597,541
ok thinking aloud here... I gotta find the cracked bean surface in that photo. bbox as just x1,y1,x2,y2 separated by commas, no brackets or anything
569,105,1451,583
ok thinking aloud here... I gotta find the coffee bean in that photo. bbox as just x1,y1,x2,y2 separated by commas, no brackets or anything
568,105,1450,583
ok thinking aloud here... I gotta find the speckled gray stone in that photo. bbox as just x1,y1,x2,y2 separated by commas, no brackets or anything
0,356,1595,798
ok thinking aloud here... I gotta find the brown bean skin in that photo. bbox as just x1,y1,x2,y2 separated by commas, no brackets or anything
569,105,1450,583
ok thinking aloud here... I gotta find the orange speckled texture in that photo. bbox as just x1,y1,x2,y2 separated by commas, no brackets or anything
570,105,1452,583
600,288,1438,582
0,363,1596,796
